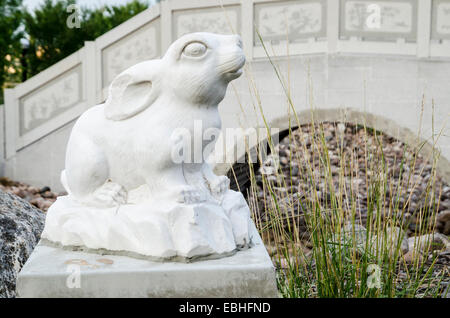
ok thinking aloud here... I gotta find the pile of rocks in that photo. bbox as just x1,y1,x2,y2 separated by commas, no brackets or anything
0,177,61,212
250,122,450,237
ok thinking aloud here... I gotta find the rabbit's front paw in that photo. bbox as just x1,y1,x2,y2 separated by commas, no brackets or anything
209,175,230,199
92,181,128,207
175,186,207,204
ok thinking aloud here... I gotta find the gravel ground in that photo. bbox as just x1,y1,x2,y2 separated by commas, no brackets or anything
0,177,61,212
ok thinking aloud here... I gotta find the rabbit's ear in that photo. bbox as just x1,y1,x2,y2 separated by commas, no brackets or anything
104,63,159,121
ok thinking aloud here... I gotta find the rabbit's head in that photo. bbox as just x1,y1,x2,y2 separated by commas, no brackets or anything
162,32,245,106
104,32,245,121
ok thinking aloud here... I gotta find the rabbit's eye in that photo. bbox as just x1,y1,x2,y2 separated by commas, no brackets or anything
182,42,207,57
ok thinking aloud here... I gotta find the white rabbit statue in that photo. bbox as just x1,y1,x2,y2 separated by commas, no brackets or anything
41,33,252,261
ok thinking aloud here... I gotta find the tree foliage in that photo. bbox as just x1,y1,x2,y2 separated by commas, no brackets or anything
22,0,150,79
0,0,23,103
0,0,151,103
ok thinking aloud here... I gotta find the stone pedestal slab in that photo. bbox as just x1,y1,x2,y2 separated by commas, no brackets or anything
16,222,278,298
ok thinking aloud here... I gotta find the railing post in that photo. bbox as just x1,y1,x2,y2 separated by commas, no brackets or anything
4,88,17,160
94,39,103,104
241,0,253,62
83,41,97,108
417,0,432,58
0,104,5,175
161,0,172,54
327,0,340,54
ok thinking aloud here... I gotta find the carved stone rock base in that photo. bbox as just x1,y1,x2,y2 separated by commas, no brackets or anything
41,190,252,261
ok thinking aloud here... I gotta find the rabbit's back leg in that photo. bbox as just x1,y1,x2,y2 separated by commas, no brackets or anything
65,133,127,207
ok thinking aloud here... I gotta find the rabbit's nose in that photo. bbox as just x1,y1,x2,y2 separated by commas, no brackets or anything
228,34,243,49
236,37,243,49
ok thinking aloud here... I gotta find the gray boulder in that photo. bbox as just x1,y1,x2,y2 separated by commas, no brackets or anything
0,190,45,298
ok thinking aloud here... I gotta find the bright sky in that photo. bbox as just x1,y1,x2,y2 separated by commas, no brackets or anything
22,0,155,12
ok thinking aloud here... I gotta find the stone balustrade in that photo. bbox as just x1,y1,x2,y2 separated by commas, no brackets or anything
1,0,449,190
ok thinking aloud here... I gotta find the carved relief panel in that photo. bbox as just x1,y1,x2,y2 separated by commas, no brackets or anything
19,65,82,135
173,5,241,39
432,0,450,40
340,0,418,42
254,0,327,45
102,19,161,89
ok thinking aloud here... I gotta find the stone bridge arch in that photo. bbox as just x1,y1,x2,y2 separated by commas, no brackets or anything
214,57,450,192
217,107,450,194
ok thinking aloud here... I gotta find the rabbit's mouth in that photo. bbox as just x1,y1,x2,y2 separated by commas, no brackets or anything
222,55,246,79
228,68,242,77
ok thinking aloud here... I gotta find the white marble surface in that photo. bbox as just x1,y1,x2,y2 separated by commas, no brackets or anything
42,190,252,260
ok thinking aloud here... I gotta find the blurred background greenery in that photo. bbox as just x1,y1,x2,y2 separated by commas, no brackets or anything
0,0,158,104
